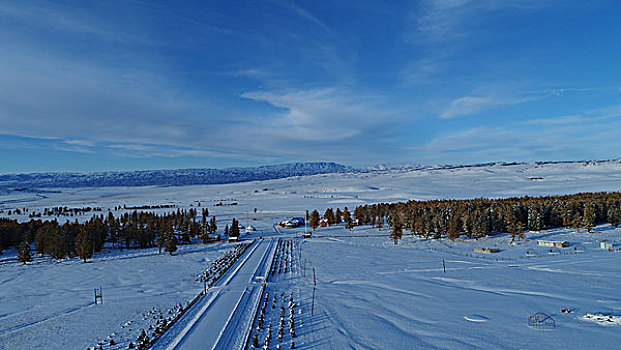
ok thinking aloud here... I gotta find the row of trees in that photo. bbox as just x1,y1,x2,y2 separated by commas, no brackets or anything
352,192,621,242
1,207,243,263
307,207,353,230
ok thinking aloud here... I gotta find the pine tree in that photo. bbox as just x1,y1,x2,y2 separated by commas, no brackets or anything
335,208,342,224
34,225,48,256
201,220,210,243
164,234,177,255
447,217,460,240
181,224,191,243
390,223,403,244
562,203,573,228
309,210,320,231
49,224,67,259
508,220,524,241
343,208,353,229
572,211,582,232
527,205,543,231
583,203,596,233
157,230,165,254
75,227,93,262
323,208,335,226
608,203,621,227
230,218,240,238
17,240,33,264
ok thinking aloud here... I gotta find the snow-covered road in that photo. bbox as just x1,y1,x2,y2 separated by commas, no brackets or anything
152,238,276,350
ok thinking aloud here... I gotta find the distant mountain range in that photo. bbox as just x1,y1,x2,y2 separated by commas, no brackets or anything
1,159,619,190
0,162,354,190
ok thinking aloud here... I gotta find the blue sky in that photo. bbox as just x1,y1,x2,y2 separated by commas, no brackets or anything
1,0,621,173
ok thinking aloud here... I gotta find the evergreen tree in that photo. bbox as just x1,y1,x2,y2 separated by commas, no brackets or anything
201,221,210,243
447,217,460,240
309,210,320,231
34,224,50,256
17,240,33,264
335,208,342,224
343,208,353,229
561,203,573,228
49,225,67,259
583,203,596,233
157,230,165,254
508,220,524,242
164,233,177,255
572,211,583,232
323,208,335,226
390,223,403,244
209,217,217,235
527,205,544,231
181,224,191,243
75,227,93,262
608,203,621,227
108,212,118,248
230,218,240,237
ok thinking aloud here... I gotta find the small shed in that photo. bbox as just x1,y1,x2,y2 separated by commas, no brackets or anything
474,247,500,254
245,225,256,233
528,312,555,329
537,240,569,248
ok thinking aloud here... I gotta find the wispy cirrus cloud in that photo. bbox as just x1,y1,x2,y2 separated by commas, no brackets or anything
235,86,409,162
241,88,387,141
403,0,553,83
413,0,550,44
269,0,332,33
439,90,554,119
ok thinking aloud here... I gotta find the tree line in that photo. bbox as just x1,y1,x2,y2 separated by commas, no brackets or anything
307,207,353,230
1,207,244,263
351,192,621,242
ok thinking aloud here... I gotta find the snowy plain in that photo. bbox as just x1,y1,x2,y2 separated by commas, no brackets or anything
1,160,621,349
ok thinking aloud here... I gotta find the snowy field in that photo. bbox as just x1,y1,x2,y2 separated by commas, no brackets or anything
299,225,621,349
1,161,621,349
0,243,235,350
2,161,621,227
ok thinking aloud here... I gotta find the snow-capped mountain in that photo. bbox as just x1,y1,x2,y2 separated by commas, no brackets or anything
0,162,354,189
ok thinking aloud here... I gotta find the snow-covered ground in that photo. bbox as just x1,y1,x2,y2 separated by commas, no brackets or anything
0,243,235,350
298,225,621,349
2,161,621,226
1,160,621,349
